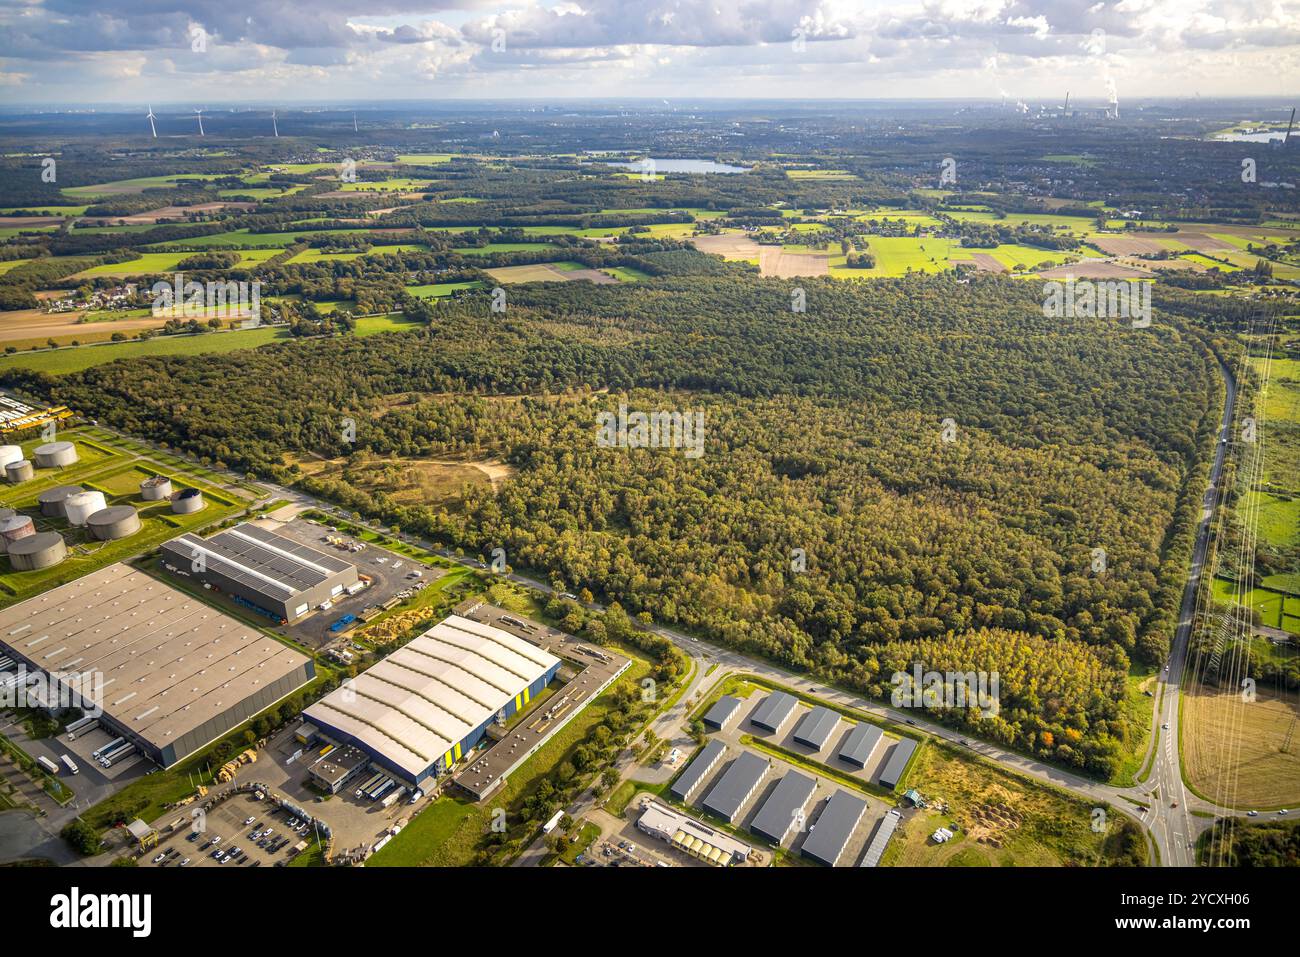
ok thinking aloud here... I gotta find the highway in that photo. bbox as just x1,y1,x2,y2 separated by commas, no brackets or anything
1138,357,1239,866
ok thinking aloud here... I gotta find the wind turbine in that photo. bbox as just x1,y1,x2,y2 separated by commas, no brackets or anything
146,105,157,138
271,109,279,138
194,107,205,137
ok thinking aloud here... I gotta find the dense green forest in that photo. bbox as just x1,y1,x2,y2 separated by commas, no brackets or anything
1200,819,1300,866
3,274,1223,777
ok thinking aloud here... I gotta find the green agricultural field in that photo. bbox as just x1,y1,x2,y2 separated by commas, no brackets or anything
147,228,387,249
218,186,307,199
453,242,558,255
0,205,89,216
74,249,279,276
395,154,454,165
60,174,225,198
0,326,288,375
1212,577,1300,634
0,259,32,275
405,281,484,298
354,313,421,337
340,178,433,192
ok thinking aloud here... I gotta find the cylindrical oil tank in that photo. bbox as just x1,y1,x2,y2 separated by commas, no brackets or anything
0,445,21,469
5,459,33,483
171,488,205,514
0,514,35,553
86,505,140,541
140,475,173,501
0,507,13,523
63,490,107,526
33,441,78,468
38,485,83,518
7,532,66,571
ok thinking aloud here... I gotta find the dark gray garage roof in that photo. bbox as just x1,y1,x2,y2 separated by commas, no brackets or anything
164,523,354,600
749,770,817,844
877,738,918,790
792,706,840,750
750,691,799,733
801,790,868,866
702,694,742,730
838,723,884,768
702,752,770,822
669,739,727,802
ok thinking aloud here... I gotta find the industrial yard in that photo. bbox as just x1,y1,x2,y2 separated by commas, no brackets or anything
0,424,254,605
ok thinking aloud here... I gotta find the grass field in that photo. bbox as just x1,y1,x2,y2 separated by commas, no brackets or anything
405,280,484,298
1183,683,1300,808
0,326,288,375
881,742,1143,866
74,249,280,277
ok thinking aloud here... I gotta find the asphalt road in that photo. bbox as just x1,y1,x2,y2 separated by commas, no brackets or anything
1138,358,1239,866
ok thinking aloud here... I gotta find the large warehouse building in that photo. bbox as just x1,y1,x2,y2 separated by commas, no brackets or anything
0,563,314,767
161,522,357,623
304,614,562,788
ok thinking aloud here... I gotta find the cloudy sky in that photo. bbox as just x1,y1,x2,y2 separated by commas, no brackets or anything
1,0,1297,104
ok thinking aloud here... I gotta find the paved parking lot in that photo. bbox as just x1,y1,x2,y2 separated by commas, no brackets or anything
141,792,320,869
251,516,445,649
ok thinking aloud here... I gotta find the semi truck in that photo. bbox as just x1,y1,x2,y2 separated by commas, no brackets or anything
36,755,59,775
60,754,79,775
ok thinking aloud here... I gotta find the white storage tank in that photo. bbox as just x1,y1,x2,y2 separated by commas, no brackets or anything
0,514,35,552
33,440,78,468
63,490,107,526
38,485,83,517
140,475,173,501
7,532,66,571
4,459,33,483
87,505,141,541
0,445,21,469
171,488,205,514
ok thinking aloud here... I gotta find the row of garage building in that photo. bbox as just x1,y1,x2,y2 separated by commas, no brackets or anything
702,691,918,790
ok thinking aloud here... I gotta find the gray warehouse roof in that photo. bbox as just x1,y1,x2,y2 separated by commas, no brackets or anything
305,614,560,781
792,706,840,750
702,752,770,822
749,691,798,733
163,522,354,601
801,790,867,866
670,739,727,802
838,722,884,768
877,738,918,790
0,563,311,757
701,694,742,730
749,770,817,844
